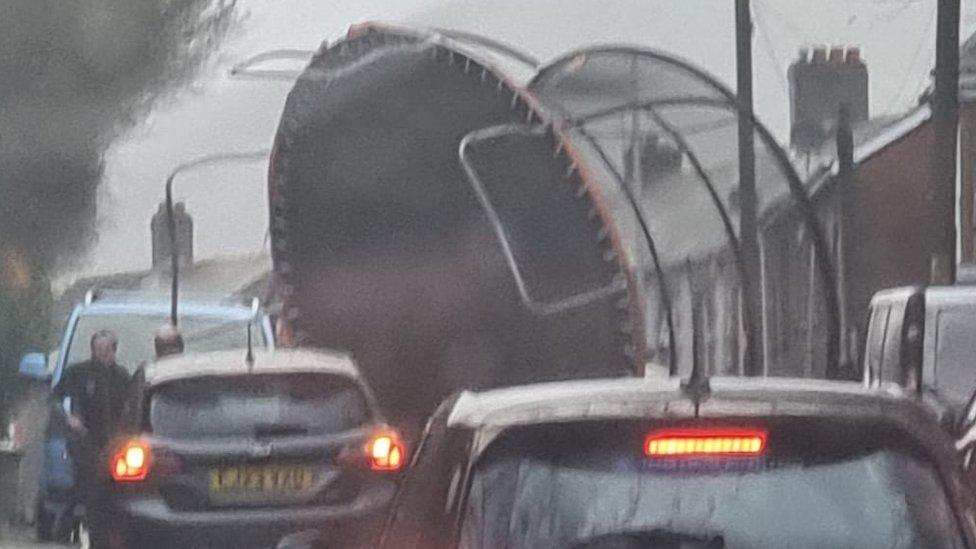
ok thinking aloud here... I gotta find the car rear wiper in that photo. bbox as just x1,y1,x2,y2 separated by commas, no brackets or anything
572,529,725,548
253,423,308,438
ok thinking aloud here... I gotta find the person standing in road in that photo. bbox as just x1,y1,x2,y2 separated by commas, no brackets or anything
52,330,130,544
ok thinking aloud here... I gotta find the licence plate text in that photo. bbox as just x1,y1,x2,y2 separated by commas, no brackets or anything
209,466,314,493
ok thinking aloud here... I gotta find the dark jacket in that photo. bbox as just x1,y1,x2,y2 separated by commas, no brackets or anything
52,361,131,449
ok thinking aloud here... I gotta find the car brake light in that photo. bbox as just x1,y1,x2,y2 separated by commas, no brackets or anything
368,433,404,472
644,429,767,458
111,440,151,482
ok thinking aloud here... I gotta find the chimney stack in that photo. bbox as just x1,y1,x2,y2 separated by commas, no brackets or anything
151,201,194,270
789,45,869,151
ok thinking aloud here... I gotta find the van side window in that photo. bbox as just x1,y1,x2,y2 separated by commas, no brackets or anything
865,304,891,384
934,311,976,406
881,301,905,383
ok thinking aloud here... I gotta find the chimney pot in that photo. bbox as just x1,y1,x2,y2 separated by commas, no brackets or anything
788,44,868,151
797,48,809,62
151,200,194,270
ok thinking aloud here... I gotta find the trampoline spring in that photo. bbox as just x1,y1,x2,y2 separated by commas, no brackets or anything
564,161,577,177
553,140,565,158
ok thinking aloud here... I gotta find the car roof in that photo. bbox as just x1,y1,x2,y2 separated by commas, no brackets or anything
447,375,929,430
869,285,922,306
925,285,976,307
870,284,976,309
78,299,258,319
143,348,360,386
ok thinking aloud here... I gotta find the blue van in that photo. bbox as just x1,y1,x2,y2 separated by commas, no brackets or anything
20,291,275,541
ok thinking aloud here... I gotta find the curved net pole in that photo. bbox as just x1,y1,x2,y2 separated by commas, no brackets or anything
571,107,753,377
750,113,841,376
643,108,757,376
574,97,840,375
568,124,678,375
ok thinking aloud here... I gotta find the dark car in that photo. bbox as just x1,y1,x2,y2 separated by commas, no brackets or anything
96,349,403,548
380,372,976,548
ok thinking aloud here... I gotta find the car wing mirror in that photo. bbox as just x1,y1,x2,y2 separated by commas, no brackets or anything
458,124,626,316
18,352,50,382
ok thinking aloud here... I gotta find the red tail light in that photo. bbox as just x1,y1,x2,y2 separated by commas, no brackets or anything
644,429,767,459
368,433,405,472
337,429,407,472
111,440,151,482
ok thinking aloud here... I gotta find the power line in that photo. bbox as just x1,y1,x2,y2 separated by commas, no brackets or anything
753,2,791,98
858,0,928,43
753,0,814,44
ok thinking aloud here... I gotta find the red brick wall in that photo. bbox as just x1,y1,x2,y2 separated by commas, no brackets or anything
845,121,935,329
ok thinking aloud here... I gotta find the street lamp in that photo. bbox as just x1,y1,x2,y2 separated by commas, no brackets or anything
164,149,271,325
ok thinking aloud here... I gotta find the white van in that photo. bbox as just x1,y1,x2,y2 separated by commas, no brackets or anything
864,285,976,415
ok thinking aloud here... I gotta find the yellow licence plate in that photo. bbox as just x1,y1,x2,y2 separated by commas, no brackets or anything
209,466,314,493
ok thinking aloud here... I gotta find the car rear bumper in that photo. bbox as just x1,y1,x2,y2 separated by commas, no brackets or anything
116,484,394,547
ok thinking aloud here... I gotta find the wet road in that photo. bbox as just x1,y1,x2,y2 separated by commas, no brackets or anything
0,519,67,549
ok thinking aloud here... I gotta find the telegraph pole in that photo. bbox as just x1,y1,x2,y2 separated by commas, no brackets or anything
736,0,763,375
932,0,960,285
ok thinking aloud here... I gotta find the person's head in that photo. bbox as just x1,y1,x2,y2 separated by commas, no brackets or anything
90,330,119,367
154,324,185,358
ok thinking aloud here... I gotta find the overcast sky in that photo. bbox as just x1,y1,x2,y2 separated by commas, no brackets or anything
66,0,976,285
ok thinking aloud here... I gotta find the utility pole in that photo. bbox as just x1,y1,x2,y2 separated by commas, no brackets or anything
835,104,854,378
932,0,960,285
736,0,763,375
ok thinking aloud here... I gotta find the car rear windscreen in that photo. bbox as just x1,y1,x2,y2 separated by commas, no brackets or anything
67,312,265,375
460,418,963,549
148,373,371,439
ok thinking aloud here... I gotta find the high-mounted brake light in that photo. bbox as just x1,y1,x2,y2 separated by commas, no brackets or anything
644,429,767,458
368,433,404,472
111,440,151,482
